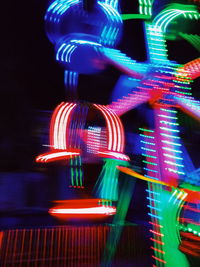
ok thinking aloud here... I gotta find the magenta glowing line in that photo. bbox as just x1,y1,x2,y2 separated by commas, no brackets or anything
108,91,151,116
49,206,116,215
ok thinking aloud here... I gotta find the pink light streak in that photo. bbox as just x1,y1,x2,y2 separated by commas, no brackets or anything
107,90,151,116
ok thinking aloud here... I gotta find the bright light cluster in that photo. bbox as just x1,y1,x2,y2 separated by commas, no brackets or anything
36,0,200,265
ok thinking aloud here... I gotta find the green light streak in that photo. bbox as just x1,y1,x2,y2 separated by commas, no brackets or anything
175,91,192,95
153,4,199,32
142,153,157,159
94,159,128,201
121,14,151,20
148,184,189,267
179,182,200,191
139,127,154,132
142,160,157,165
179,33,200,53
69,156,83,187
75,157,79,186
102,175,136,266
138,0,154,16
70,158,74,186
160,11,183,32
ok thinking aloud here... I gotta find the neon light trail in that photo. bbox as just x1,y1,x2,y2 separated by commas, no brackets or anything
1,0,199,266
37,0,199,266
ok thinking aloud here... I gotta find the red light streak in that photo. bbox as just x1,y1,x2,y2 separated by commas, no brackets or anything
0,232,3,250
182,241,200,250
103,105,119,151
181,232,200,241
107,106,125,152
94,104,114,151
183,205,200,213
94,104,126,153
50,102,65,147
151,246,165,254
150,238,164,245
48,199,116,218
60,103,77,149
180,246,200,257
152,255,166,264
178,58,200,79
50,103,77,149
53,102,71,148
36,149,80,162
97,151,129,161
150,230,164,237
149,221,163,228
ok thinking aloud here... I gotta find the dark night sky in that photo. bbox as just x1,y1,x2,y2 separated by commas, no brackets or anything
0,0,199,171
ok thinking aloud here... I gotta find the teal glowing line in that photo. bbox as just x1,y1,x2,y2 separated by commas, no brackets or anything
142,153,157,159
147,205,161,211
160,133,180,139
146,189,160,195
163,153,183,160
141,140,155,145
140,134,154,139
147,197,160,203
148,213,162,220
161,140,181,146
144,168,158,173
